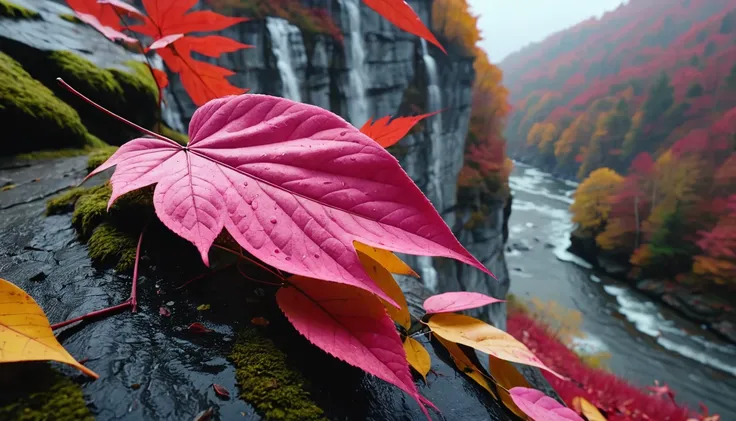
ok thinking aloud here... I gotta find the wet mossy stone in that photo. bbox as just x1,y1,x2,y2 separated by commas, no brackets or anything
0,363,94,421
0,52,93,155
46,51,159,146
0,0,40,20
230,328,326,421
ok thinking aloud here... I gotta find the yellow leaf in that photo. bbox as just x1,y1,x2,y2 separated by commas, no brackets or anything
434,335,497,398
488,355,530,418
572,397,607,421
354,241,419,278
403,337,431,382
0,278,98,378
356,250,411,329
428,313,563,379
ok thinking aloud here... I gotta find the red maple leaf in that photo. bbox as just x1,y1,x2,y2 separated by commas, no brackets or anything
363,0,446,54
128,0,247,40
156,36,250,106
360,111,441,148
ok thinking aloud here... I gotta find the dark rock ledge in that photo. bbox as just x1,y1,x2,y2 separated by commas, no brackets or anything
0,156,560,421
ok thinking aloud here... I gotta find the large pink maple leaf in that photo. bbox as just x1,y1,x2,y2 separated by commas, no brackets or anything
88,94,491,304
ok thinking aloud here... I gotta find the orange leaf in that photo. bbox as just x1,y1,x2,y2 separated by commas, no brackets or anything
403,337,431,382
427,313,564,379
363,0,446,54
0,278,98,378
488,355,530,418
356,250,412,329
360,110,442,148
353,241,418,278
434,335,496,398
572,397,608,421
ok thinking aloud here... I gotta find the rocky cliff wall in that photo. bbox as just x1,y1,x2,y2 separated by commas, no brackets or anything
164,0,511,327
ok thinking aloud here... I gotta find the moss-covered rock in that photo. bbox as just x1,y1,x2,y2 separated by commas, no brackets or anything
0,0,40,20
86,146,118,173
87,222,138,271
0,52,93,155
44,51,159,146
46,186,91,215
0,363,93,421
230,328,326,421
109,61,159,110
58,13,81,24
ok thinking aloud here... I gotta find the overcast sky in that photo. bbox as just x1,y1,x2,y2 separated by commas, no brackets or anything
467,0,626,63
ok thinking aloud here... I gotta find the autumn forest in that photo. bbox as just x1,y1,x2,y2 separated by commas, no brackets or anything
502,0,736,296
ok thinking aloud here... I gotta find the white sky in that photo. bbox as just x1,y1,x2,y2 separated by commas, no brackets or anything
467,0,626,63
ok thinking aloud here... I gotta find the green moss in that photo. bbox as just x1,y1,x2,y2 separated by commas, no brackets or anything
0,364,93,421
46,186,90,215
87,222,138,271
0,0,40,19
230,329,326,421
86,146,118,173
13,136,108,161
110,61,158,106
71,184,112,238
0,52,90,155
59,13,80,23
49,51,124,98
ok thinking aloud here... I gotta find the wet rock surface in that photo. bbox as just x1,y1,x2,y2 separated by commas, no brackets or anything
0,156,557,420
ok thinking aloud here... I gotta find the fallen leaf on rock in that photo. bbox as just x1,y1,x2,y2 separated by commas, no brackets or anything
423,291,503,314
188,322,212,333
572,397,607,421
0,278,98,378
196,304,211,311
250,317,270,326
434,335,496,398
428,313,564,379
403,337,431,382
193,407,215,421
488,355,530,418
510,387,584,421
212,383,230,399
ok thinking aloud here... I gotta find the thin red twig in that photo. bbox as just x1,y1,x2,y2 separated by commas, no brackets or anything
55,78,179,147
51,228,146,330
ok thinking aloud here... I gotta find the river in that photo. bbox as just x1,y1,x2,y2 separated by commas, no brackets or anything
505,162,736,418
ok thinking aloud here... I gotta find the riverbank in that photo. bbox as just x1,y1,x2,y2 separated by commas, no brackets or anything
505,162,736,418
568,232,736,345
506,301,711,420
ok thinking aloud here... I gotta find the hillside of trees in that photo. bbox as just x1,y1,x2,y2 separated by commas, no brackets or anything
499,0,736,297
501,0,735,180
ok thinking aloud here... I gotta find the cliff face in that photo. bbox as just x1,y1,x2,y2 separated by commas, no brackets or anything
163,0,510,327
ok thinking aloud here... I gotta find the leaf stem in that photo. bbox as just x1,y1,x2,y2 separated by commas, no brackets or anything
130,228,146,312
50,301,132,330
211,243,285,280
51,228,146,330
55,78,180,147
